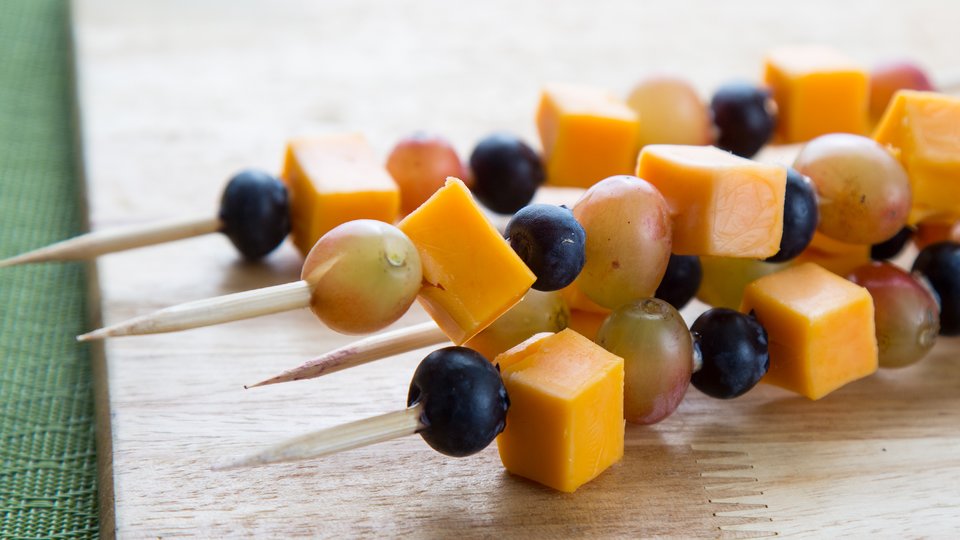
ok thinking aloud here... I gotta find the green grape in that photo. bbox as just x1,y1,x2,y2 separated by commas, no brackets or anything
464,290,569,361
572,175,673,310
848,262,939,368
302,220,422,334
793,133,910,245
697,256,790,309
596,298,693,425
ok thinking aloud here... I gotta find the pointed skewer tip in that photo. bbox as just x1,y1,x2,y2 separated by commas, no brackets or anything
76,329,107,342
243,375,285,390
244,321,449,389
0,252,36,268
216,406,425,471
243,379,280,389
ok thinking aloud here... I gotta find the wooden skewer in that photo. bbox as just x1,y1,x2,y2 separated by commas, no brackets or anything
214,403,425,470
0,216,222,268
77,280,312,341
245,321,448,389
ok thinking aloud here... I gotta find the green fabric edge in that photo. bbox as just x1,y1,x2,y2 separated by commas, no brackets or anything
0,0,100,538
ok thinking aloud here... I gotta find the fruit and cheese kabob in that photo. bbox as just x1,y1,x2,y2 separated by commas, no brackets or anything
0,169,292,267
217,346,510,468
222,328,630,495
73,217,427,339
0,133,405,268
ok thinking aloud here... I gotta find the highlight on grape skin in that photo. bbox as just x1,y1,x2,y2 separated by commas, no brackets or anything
302,220,423,335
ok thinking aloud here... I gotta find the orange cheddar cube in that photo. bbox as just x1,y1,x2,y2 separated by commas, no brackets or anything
560,280,611,315
492,331,551,373
873,90,960,224
636,145,786,258
915,220,960,251
565,309,609,342
398,178,535,345
536,84,639,188
281,134,400,255
495,329,624,492
741,263,878,400
763,46,869,143
793,231,870,276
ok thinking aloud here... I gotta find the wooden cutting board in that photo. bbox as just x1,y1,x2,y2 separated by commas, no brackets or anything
73,1,960,537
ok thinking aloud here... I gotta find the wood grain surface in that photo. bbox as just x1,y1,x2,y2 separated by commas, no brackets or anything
72,1,960,537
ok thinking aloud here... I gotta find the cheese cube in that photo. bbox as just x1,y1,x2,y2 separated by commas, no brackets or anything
560,280,610,315
873,90,960,224
741,263,878,400
398,178,535,345
536,84,639,188
792,231,871,277
496,329,624,493
281,134,400,255
763,46,869,143
565,309,609,342
635,145,786,258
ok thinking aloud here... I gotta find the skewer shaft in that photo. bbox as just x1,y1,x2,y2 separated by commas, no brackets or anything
215,403,425,470
0,215,222,268
246,321,448,388
77,280,312,341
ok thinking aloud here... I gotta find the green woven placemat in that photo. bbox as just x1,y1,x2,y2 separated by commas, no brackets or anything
0,1,99,538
